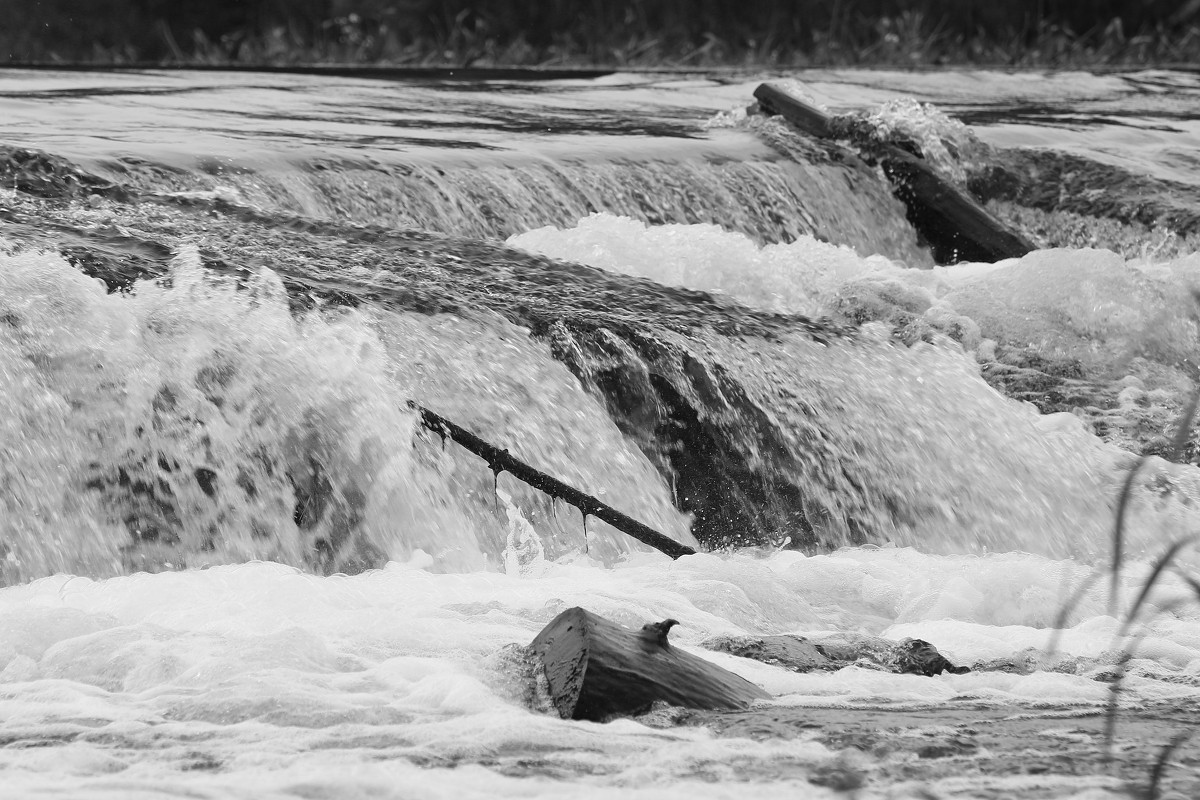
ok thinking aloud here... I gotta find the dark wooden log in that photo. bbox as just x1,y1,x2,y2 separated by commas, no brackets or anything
530,607,770,721
412,404,697,560
753,82,1035,265
752,84,834,139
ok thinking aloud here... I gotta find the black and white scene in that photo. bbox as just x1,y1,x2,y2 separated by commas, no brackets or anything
2,1,1200,797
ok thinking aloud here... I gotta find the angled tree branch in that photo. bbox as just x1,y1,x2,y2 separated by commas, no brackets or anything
411,403,698,559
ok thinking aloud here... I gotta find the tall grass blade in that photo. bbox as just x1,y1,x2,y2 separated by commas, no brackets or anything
1174,569,1200,603
1101,597,1189,763
1108,456,1147,616
1145,729,1194,800
1114,538,1197,644
1165,377,1200,462
1102,596,1189,762
1047,568,1104,656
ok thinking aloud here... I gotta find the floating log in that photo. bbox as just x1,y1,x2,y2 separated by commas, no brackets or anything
530,607,770,721
412,404,697,560
752,82,1035,265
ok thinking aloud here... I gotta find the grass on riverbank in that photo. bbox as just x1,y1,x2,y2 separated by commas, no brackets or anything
7,4,1200,69
148,19,1200,69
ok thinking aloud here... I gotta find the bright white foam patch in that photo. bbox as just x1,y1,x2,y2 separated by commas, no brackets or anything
510,213,890,317
509,214,1200,378
509,215,1200,563
0,550,1196,797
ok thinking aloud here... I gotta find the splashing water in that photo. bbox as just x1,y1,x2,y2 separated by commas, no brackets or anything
511,213,1200,561
1,244,417,579
5,69,1200,799
836,97,987,186
0,243,693,583
0,551,1196,798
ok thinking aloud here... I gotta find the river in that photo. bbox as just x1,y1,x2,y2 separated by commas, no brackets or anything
1,67,1199,798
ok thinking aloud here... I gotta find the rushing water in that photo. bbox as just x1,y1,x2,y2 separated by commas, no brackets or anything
3,67,1200,798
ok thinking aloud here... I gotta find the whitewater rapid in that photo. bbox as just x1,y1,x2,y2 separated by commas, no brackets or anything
3,217,1200,798
5,67,1200,798
1,549,1197,799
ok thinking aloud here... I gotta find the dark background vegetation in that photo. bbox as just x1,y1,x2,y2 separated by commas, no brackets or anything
4,0,1200,66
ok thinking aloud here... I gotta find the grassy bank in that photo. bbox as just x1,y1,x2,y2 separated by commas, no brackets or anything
5,0,1200,68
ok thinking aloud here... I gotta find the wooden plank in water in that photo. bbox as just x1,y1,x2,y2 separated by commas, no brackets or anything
753,82,1035,264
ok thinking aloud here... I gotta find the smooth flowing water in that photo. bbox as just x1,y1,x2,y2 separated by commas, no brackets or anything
2,67,1200,798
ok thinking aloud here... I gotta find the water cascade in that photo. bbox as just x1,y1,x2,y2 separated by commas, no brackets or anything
2,69,1200,798
88,123,930,265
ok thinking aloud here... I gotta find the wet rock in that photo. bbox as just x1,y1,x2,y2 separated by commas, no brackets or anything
0,145,129,202
545,321,846,550
889,638,971,677
802,631,895,666
969,148,1200,235
706,631,969,676
701,634,836,672
971,646,1088,676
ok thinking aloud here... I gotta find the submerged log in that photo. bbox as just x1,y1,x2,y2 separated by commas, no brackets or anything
752,82,1035,265
530,607,770,721
413,404,697,560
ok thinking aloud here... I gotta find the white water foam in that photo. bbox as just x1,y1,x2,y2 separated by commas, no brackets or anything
0,550,1195,798
509,213,1200,369
4,220,1200,797
0,242,692,581
510,214,1200,562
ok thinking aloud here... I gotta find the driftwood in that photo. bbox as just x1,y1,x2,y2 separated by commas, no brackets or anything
753,82,1035,265
412,404,698,560
530,607,770,721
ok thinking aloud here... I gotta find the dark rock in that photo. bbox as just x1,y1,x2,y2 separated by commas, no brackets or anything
0,145,129,202
890,638,971,676
706,631,968,676
701,634,836,672
969,148,1200,236
802,632,895,666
